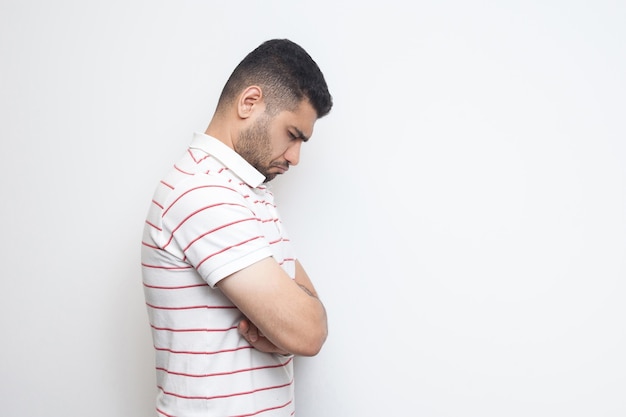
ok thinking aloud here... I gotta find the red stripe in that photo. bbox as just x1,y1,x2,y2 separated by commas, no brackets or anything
156,356,292,378
196,236,264,269
156,407,174,417
160,180,174,189
174,164,194,175
141,263,192,271
267,237,286,245
145,220,162,231
277,258,296,267
157,378,293,401
162,202,251,250
146,303,236,311
154,345,253,356
187,148,209,164
142,241,160,249
157,399,293,417
150,324,237,333
143,282,206,290
182,217,258,252
232,400,293,417
152,199,164,209
162,184,239,216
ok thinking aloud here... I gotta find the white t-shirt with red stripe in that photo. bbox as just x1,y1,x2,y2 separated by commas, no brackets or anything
141,132,297,417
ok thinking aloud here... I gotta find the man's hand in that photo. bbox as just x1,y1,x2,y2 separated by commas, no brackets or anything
238,318,291,355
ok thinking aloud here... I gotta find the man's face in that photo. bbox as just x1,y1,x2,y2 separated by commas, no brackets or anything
236,100,317,182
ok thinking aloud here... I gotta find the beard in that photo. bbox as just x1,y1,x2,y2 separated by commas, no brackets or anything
235,114,281,182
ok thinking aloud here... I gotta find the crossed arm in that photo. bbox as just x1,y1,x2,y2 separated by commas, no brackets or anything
216,258,328,356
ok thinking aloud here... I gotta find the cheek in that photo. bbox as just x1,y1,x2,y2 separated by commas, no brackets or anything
268,136,290,158
270,147,287,162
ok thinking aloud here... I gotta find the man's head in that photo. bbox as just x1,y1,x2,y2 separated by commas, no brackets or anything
211,39,333,182
216,39,333,119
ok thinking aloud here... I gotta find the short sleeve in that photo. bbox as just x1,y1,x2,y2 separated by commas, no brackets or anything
161,174,273,287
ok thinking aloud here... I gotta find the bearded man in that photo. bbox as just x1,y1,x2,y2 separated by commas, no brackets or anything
141,39,333,417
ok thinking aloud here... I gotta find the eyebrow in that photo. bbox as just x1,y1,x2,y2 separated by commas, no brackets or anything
293,127,310,142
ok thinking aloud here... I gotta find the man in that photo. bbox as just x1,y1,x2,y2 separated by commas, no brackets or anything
141,39,333,416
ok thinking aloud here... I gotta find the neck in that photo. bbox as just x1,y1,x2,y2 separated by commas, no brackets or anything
205,116,236,149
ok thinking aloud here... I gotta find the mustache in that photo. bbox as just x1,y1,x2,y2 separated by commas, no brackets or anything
270,161,289,170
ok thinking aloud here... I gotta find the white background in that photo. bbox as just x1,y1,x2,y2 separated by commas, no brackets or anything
1,1,624,416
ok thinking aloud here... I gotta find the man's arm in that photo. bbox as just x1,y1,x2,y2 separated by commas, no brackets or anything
217,258,327,356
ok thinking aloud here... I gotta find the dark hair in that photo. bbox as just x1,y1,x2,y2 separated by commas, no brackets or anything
217,39,333,118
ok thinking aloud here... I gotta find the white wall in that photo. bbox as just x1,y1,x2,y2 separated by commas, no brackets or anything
1,1,624,416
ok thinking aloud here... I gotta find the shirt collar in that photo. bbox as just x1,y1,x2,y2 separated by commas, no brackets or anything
189,132,266,188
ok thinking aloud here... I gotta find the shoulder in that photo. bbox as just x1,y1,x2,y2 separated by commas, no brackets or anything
159,172,263,230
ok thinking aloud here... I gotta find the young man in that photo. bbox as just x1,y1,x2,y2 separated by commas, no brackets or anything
141,39,333,416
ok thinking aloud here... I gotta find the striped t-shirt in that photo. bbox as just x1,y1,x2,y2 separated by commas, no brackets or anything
141,132,297,417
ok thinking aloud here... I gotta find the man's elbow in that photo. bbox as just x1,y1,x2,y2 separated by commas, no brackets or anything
285,323,328,357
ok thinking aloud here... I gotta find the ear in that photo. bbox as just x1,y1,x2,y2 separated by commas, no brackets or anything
237,86,264,119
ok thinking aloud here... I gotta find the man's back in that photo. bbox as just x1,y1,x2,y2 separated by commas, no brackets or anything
141,133,296,416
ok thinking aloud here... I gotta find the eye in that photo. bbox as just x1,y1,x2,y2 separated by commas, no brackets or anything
287,128,308,142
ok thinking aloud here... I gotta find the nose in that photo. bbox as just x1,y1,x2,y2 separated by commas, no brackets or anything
284,140,302,166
